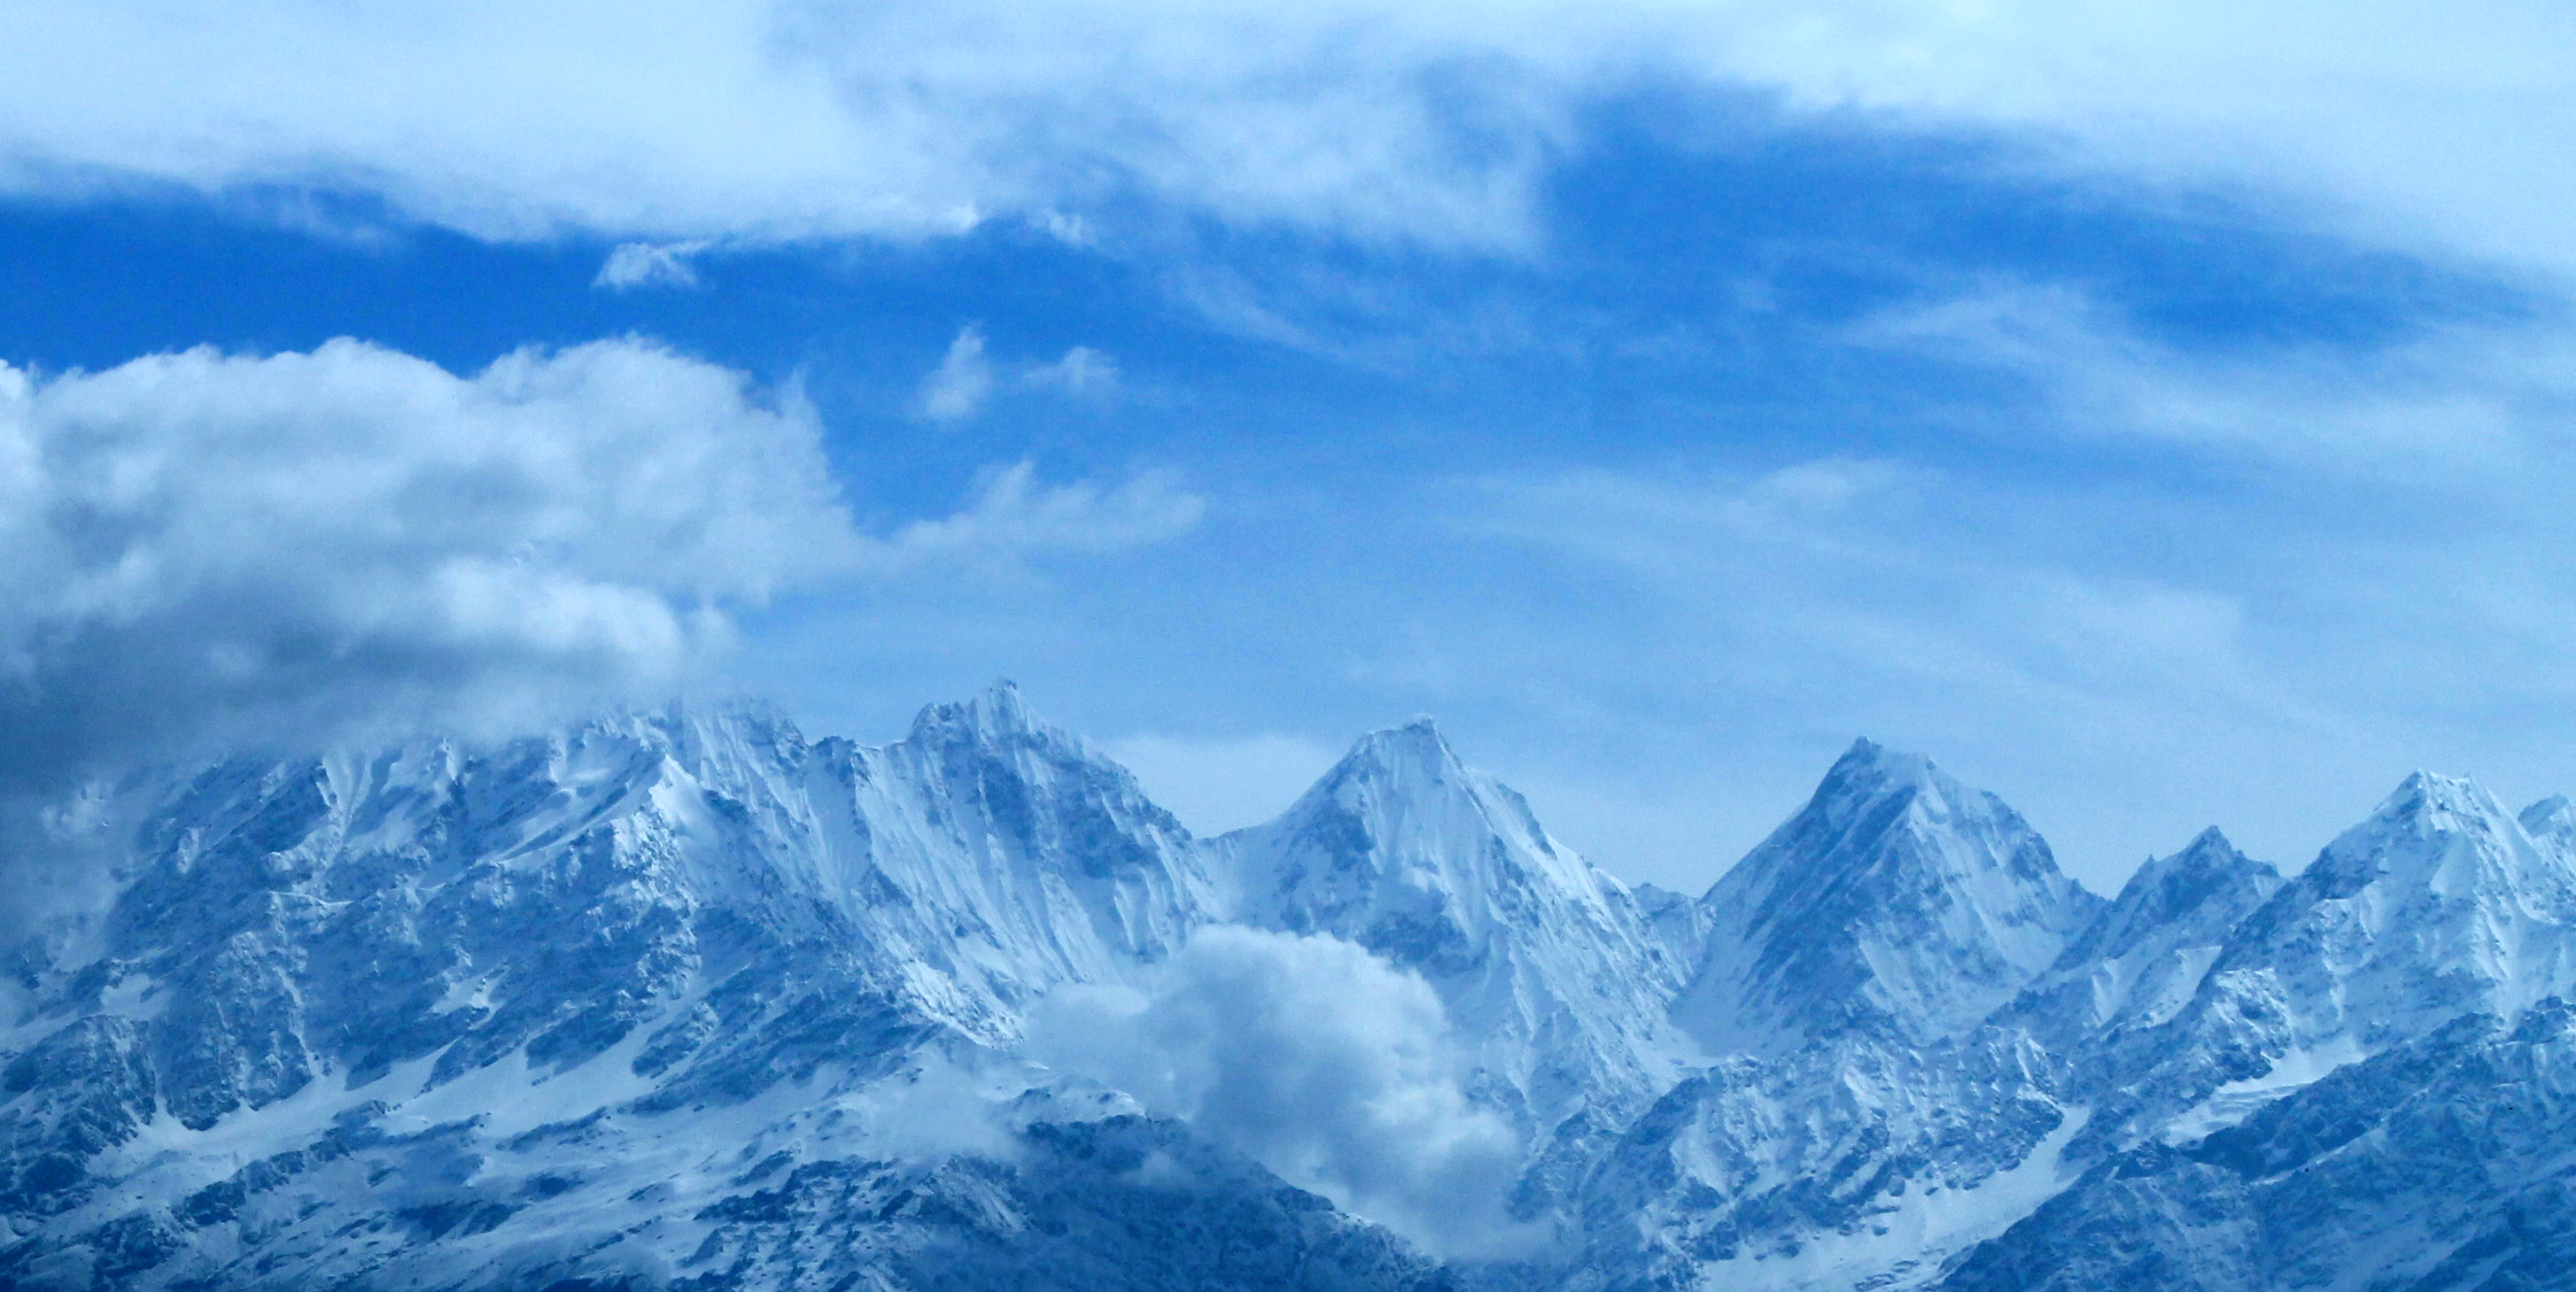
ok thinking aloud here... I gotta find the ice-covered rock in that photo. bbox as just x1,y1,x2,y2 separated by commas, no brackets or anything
0,687,1276,1290
1570,1025,2080,1292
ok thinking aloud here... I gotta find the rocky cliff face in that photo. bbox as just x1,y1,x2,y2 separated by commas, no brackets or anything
6,693,2576,1292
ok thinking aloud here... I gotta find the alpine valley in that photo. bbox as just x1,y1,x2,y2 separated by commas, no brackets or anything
6,683,2576,1292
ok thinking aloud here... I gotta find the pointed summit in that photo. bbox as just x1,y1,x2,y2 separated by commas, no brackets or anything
2085,770,2576,1150
2096,827,2277,946
1672,739,2104,1055
1235,718,1584,969
909,677,1043,743
1313,716,1466,796
854,682,1214,983
1823,735,1937,789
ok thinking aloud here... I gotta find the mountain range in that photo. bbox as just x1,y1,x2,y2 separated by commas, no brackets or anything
5,683,2574,1291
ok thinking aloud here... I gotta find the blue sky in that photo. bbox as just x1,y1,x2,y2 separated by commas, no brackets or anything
5,3,2576,893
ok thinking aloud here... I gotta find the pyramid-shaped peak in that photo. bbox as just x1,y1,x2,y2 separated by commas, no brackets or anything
2107,825,2259,894
2298,768,2557,901
1327,716,1467,785
1832,735,1928,777
2372,769,2510,827
2169,824,2241,863
1800,736,2001,835
1824,737,1949,792
1679,734,2099,1051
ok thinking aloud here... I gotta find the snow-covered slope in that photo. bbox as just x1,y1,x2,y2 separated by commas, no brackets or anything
1563,743,2107,1290
1941,999,2576,1292
1571,1025,2080,1292
1672,739,2104,1056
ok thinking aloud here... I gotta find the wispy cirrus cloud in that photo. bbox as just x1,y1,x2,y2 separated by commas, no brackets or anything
871,460,1203,572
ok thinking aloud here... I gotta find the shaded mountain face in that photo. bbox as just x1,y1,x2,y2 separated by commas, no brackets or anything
1672,739,2105,1056
7,700,2576,1292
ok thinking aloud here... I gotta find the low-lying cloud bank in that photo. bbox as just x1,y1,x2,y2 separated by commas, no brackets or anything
1028,925,1537,1260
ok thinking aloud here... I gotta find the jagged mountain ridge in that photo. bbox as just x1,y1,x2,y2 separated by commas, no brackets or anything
5,685,2576,1291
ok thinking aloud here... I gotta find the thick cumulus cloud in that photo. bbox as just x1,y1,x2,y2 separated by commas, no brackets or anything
4,2,2574,269
1027,925,1536,1259
0,337,857,783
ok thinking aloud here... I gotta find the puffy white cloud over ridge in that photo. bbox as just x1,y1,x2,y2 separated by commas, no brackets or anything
1027,926,1538,1259
0,337,856,778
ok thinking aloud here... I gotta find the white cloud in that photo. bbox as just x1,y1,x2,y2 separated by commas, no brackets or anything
0,337,1214,788
873,460,1204,571
0,337,857,782
1026,925,1538,1259
594,239,711,290
919,332,1121,422
1024,345,1119,399
916,325,996,422
4,3,2572,272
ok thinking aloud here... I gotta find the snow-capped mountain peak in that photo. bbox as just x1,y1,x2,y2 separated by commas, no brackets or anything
1672,739,2104,1056
908,677,1045,745
1227,717,1592,940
